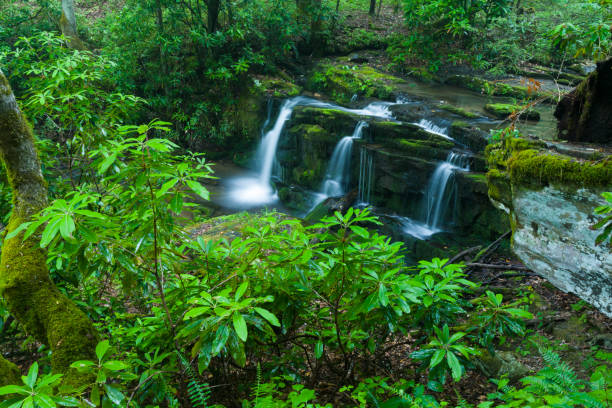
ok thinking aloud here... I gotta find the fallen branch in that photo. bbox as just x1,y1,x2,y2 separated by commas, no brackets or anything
467,263,531,271
444,245,481,267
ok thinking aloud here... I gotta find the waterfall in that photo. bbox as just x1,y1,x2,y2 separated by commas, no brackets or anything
358,147,374,204
226,96,395,208
422,152,470,229
320,121,368,197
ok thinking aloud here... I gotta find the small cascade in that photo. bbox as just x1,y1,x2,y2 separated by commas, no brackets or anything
358,147,374,204
415,118,453,140
422,152,470,230
320,121,368,197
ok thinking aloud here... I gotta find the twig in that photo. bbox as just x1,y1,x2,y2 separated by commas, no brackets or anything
470,230,511,263
444,245,481,267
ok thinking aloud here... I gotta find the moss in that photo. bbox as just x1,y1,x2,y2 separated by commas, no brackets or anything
0,355,20,386
405,66,439,83
288,124,333,143
257,77,301,97
393,138,454,160
484,103,540,121
438,103,479,118
306,62,406,104
507,150,612,188
486,168,513,209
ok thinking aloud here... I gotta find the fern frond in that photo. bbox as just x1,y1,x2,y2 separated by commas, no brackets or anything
176,350,211,408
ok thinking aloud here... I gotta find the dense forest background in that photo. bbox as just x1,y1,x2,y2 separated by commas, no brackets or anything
0,0,610,407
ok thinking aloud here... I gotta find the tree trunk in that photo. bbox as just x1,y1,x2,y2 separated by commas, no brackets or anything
554,57,612,145
0,70,98,386
369,0,376,15
207,0,220,33
60,0,85,49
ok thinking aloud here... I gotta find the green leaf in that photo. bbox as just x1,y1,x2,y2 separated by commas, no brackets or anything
429,349,445,369
103,361,129,371
186,180,210,200
235,281,248,301
146,138,173,152
350,225,369,238
212,325,230,355
0,385,27,396
41,217,62,247
95,340,110,361
103,384,125,404
33,395,55,408
447,352,463,382
184,307,210,320
232,312,248,342
254,307,281,327
315,341,324,359
23,362,38,388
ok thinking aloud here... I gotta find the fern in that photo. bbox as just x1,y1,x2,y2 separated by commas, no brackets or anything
177,350,211,408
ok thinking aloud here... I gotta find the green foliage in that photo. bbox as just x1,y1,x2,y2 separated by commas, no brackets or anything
480,349,611,408
592,192,612,248
472,291,533,350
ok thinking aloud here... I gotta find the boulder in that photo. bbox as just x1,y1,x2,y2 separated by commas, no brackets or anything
554,57,612,145
486,137,612,316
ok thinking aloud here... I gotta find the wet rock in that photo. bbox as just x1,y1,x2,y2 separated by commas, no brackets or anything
450,121,489,153
475,350,530,382
554,57,612,145
304,190,358,222
348,52,370,63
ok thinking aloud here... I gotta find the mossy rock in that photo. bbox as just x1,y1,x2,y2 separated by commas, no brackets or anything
405,66,440,84
450,121,489,152
438,103,480,119
392,138,454,161
486,137,612,192
256,76,302,97
292,106,362,136
484,103,540,121
287,123,335,144
306,62,407,104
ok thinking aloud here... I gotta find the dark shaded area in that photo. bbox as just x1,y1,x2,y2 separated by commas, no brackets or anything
554,57,612,145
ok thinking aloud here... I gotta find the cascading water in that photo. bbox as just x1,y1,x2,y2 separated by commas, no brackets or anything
358,147,374,204
422,152,470,229
320,121,368,197
226,96,395,208
415,118,453,140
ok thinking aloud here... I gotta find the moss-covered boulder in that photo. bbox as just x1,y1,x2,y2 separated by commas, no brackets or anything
484,104,540,121
438,103,480,119
306,62,408,104
486,137,612,316
255,76,302,98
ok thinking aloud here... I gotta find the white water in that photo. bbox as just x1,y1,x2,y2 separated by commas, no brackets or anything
422,152,470,229
415,118,453,140
227,96,395,208
357,147,374,205
390,215,440,240
320,121,368,197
